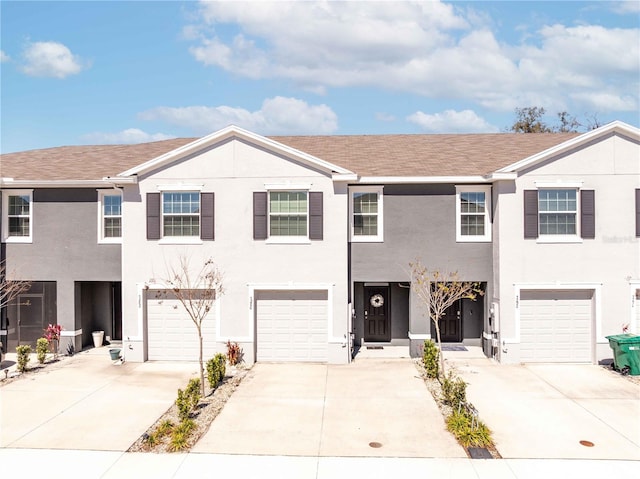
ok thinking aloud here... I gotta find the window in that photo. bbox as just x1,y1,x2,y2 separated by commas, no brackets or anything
98,191,122,243
538,189,577,235
163,192,200,237
524,187,594,241
456,186,491,242
253,190,322,242
350,186,383,242
2,189,33,243
269,191,307,236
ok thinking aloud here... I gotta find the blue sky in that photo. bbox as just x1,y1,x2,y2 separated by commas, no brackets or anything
1,0,639,153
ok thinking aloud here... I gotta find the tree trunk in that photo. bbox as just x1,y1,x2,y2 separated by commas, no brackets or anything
197,324,205,396
433,316,446,379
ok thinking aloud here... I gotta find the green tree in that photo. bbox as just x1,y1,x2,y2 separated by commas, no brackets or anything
509,106,552,133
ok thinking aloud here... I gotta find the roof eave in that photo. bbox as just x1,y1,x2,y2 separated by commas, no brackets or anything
356,175,491,184
0,178,120,188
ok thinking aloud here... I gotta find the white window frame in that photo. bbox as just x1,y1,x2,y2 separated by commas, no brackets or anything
456,185,492,242
2,189,33,243
161,191,201,240
349,186,384,242
535,183,582,243
266,188,310,244
97,190,122,244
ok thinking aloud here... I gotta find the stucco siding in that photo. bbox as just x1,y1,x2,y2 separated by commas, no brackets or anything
121,138,349,363
2,188,121,350
495,133,640,364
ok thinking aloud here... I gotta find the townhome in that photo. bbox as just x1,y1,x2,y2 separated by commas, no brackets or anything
1,121,638,366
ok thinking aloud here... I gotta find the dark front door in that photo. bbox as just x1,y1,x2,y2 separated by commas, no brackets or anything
434,300,462,342
364,286,390,342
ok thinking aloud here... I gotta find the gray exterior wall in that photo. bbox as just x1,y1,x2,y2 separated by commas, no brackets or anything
350,184,493,354
1,188,121,351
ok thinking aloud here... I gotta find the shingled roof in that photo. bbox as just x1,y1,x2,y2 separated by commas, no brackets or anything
0,132,580,181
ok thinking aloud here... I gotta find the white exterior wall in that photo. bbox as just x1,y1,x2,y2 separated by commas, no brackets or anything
494,133,640,363
120,138,350,363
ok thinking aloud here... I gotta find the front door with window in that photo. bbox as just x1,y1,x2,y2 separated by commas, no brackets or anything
364,286,390,342
434,300,463,342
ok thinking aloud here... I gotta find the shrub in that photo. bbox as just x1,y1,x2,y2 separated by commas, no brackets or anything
206,353,227,390
176,378,201,421
226,340,243,366
16,345,32,372
156,420,174,438
36,338,49,364
446,409,492,447
168,431,187,452
422,339,439,379
441,372,467,409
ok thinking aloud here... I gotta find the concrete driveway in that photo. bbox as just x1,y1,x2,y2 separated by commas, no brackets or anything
193,359,465,458
1,348,197,451
447,354,640,460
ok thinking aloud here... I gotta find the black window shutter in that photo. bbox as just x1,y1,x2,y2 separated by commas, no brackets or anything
200,193,215,241
253,192,268,240
523,190,538,239
309,192,323,240
636,189,640,237
580,190,595,239
146,193,161,240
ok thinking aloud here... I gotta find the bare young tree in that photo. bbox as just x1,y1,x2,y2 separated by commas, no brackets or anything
410,261,483,377
156,256,223,395
0,259,32,309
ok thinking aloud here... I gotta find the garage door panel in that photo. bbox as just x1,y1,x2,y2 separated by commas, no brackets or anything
256,290,328,362
147,294,217,361
520,289,593,363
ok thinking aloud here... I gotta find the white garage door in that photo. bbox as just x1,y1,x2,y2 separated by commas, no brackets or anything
147,291,216,361
520,290,593,363
256,290,328,362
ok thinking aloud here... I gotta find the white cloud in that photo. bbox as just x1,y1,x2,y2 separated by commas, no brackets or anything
81,129,175,145
407,109,499,133
0,50,9,62
139,96,338,135
610,1,640,14
185,1,639,117
20,41,85,78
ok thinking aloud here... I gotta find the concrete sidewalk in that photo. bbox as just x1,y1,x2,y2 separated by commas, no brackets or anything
1,347,197,450
1,448,638,479
445,352,640,460
193,360,465,457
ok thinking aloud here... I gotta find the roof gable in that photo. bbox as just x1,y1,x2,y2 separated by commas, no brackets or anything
117,125,355,180
497,121,640,174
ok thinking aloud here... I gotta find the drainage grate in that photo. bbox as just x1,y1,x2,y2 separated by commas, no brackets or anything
468,447,493,459
579,440,595,447
366,346,384,350
368,441,382,448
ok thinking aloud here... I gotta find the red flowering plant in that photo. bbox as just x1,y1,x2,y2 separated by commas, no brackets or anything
43,324,63,358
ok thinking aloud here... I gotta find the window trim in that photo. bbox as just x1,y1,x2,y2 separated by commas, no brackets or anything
266,189,310,243
2,189,33,243
97,190,122,244
455,185,492,242
349,186,384,242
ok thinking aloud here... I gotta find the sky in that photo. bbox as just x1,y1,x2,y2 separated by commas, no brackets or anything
1,0,639,153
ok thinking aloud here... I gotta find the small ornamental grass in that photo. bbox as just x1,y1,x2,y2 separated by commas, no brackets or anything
446,409,492,448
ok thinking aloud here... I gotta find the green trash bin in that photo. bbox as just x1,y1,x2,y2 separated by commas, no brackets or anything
605,334,640,376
